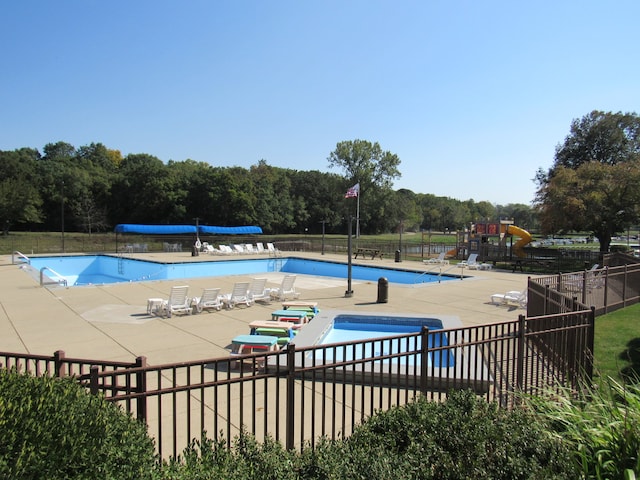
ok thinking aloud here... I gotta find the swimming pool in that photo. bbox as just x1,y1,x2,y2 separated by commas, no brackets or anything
24,255,459,286
294,311,461,368
318,314,455,367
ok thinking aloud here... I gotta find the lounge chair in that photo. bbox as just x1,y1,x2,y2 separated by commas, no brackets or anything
218,245,234,255
223,282,253,308
267,242,280,257
191,287,224,313
490,290,527,308
424,252,449,265
233,244,247,255
230,334,279,369
155,285,192,317
245,244,257,254
248,278,271,303
269,275,299,301
457,253,478,268
255,243,266,254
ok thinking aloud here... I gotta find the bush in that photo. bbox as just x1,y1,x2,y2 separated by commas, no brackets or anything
0,368,158,480
163,390,576,479
331,389,575,480
526,378,640,479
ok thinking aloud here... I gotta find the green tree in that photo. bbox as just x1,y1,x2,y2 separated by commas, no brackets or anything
0,148,43,231
537,161,640,252
328,139,401,234
536,111,640,251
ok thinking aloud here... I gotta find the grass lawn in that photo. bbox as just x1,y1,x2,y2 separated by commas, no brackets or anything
594,303,640,383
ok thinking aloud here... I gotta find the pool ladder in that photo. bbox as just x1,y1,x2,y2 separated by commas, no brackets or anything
414,265,463,284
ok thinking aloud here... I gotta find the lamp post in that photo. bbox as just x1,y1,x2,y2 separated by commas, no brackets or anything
345,216,353,297
320,220,326,255
61,180,65,253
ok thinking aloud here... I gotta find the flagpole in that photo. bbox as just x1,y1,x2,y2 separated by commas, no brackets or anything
356,192,360,238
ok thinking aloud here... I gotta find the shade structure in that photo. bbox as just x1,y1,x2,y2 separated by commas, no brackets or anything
114,224,197,234
198,225,262,235
114,224,262,235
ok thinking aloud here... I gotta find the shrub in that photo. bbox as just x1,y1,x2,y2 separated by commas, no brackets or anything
526,378,640,479
335,389,575,479
0,368,158,480
163,390,576,479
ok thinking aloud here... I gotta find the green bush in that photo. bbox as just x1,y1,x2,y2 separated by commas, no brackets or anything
0,368,158,480
332,389,575,480
526,378,640,479
164,390,576,479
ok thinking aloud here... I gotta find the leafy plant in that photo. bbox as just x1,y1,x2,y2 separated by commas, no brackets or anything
525,378,640,479
0,368,158,480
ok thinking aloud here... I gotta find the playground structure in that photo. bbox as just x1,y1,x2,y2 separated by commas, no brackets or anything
452,220,533,262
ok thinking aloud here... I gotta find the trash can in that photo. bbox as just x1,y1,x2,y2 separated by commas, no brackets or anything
377,277,388,303
191,244,199,256
395,250,401,262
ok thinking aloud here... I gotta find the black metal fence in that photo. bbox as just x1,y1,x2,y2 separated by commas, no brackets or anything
528,262,640,317
1,308,594,459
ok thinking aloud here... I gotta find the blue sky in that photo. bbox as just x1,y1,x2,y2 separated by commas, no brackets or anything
2,1,638,205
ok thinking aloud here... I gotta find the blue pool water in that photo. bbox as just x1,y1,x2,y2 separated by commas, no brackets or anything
316,314,455,367
26,255,457,287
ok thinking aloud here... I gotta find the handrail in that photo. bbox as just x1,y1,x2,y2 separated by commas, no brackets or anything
415,264,463,284
40,267,68,287
12,251,30,265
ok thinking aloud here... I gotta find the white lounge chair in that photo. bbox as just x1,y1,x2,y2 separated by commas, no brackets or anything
255,243,266,254
270,275,299,301
424,252,449,265
267,242,280,257
191,288,224,313
248,278,271,303
458,253,479,268
223,282,253,308
233,244,247,255
155,285,192,318
218,245,234,255
490,290,527,308
245,244,257,254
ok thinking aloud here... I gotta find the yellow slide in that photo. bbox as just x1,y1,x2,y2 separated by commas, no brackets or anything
506,225,532,258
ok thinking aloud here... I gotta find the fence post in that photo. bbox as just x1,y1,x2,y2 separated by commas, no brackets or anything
53,350,66,378
420,327,430,395
515,314,526,394
89,365,99,395
286,345,296,451
135,356,147,423
586,307,596,381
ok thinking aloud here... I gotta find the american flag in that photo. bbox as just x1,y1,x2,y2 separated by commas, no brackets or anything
344,183,360,198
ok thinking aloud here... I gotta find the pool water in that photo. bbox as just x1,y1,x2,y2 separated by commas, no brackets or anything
316,314,455,367
26,255,457,286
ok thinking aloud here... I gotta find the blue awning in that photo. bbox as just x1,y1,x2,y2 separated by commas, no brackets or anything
114,224,262,235
199,225,263,235
114,224,198,234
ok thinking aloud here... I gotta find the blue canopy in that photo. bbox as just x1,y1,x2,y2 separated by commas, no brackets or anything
114,224,262,235
114,224,197,234
199,225,263,235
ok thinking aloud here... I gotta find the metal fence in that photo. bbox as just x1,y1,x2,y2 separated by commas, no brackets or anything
528,262,640,317
1,308,594,459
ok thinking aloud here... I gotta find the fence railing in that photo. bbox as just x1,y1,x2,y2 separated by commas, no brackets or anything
1,309,594,459
528,263,640,316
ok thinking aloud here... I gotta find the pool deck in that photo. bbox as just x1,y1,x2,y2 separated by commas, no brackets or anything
0,251,535,365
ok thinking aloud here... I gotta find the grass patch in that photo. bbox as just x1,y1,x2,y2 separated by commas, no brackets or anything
594,303,640,383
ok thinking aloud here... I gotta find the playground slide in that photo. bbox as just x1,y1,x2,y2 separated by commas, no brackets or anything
507,225,533,257
446,248,457,257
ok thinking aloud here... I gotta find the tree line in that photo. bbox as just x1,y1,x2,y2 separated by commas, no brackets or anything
0,140,534,236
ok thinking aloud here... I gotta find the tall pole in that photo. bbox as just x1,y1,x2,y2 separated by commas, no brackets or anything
345,216,353,297
320,220,326,255
356,192,360,238
61,180,65,253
